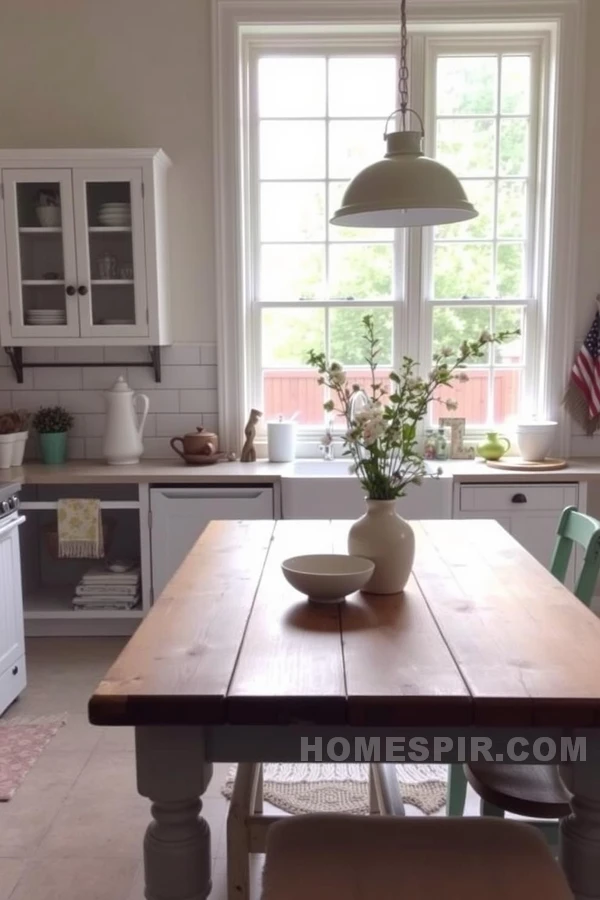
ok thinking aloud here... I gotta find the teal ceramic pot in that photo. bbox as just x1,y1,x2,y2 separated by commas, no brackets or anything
39,431,68,465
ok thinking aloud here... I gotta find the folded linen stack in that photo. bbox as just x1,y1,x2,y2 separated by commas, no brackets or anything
72,564,141,610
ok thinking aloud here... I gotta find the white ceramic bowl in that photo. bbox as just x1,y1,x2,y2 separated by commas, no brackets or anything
281,554,375,604
515,421,558,462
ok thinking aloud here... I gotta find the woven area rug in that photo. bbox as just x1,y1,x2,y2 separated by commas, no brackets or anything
223,763,447,816
0,714,67,801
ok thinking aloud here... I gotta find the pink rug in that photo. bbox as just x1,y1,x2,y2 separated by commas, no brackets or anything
0,714,67,800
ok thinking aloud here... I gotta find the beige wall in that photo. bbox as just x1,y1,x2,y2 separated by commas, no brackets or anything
0,0,215,343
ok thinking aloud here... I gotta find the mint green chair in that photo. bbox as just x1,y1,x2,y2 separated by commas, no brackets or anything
447,506,600,821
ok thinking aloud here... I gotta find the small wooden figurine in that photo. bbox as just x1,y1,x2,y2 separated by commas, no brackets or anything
240,408,262,462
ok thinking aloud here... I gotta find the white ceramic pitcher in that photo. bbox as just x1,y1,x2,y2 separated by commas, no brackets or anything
103,376,149,465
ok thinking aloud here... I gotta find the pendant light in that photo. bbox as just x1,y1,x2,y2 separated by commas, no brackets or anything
330,0,478,229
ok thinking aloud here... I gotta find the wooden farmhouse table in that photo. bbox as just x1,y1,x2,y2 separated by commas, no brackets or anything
89,519,600,900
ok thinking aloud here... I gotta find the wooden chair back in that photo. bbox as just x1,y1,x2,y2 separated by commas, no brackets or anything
550,506,600,607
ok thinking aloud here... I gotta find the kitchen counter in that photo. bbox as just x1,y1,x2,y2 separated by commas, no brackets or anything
1,457,600,485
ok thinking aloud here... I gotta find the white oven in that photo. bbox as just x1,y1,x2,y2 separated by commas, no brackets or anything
0,486,26,715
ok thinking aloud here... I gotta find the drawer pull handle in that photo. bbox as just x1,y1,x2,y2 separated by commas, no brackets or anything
11,665,18,675
512,493,528,504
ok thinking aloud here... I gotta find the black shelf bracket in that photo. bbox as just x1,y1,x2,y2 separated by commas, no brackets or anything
4,345,162,384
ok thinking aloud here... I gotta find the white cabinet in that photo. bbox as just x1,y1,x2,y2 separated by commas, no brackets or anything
150,486,275,599
454,482,579,584
283,476,452,520
0,515,26,715
0,149,170,346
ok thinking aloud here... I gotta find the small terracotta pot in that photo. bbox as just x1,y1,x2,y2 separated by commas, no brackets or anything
170,427,218,460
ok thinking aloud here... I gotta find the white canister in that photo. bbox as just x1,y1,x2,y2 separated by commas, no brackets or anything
267,420,297,463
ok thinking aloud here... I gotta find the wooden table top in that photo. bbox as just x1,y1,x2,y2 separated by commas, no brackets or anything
89,519,600,729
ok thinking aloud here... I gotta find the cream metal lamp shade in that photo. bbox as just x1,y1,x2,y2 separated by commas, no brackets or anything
330,131,478,228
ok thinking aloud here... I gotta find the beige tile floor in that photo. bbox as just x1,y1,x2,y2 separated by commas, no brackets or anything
0,637,485,900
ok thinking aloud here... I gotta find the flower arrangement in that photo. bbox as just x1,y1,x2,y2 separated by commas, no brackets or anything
0,409,29,435
307,315,518,501
32,405,74,434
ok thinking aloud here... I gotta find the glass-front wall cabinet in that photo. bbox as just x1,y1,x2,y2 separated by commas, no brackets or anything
0,151,170,347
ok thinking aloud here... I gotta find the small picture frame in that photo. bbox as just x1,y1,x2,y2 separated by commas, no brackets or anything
439,417,474,459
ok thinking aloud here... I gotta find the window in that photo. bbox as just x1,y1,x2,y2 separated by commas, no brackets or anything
214,2,584,453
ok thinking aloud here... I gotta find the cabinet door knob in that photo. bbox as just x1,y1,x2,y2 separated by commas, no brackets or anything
66,285,76,296
78,285,89,296
512,493,528,504
11,665,18,675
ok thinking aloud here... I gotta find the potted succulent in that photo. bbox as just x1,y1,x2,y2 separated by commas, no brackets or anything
307,315,517,594
35,189,61,228
32,405,74,465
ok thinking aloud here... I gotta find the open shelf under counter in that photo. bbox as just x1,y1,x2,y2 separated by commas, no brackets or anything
24,585,143,619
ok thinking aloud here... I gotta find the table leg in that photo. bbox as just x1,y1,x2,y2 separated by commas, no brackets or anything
560,760,600,900
136,726,213,900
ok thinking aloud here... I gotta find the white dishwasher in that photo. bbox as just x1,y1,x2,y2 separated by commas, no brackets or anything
150,485,275,599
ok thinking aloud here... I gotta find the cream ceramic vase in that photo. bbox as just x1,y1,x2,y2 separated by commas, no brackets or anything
348,500,415,594
102,376,149,465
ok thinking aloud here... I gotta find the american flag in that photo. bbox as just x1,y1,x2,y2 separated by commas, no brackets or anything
570,311,600,420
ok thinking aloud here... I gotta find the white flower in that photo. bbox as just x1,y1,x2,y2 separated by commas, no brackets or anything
330,370,346,386
441,346,453,358
445,398,459,411
479,329,492,343
362,418,386,446
456,371,470,383
329,361,343,372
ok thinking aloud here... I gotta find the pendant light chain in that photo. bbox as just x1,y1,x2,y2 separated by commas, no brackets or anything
398,0,409,129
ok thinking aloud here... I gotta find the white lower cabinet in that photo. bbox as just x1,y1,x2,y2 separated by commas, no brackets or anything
150,486,275,599
282,476,453,520
454,482,580,586
0,515,26,715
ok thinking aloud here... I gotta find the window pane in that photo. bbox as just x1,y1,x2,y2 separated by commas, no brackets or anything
262,307,325,426
497,243,524,297
328,57,396,117
328,120,385,179
330,307,393,366
329,244,393,300
432,374,490,425
493,369,522,423
259,57,326,118
499,119,528,176
329,182,393,242
494,307,525,364
436,119,496,177
434,243,493,299
436,180,495,240
432,306,491,364
260,122,325,178
261,245,325,301
437,56,498,116
262,307,324,366
501,56,531,115
497,180,527,239
261,183,325,242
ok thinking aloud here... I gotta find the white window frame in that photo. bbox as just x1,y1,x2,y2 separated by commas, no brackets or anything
213,0,587,456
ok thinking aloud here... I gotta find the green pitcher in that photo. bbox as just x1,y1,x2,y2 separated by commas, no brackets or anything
476,432,511,461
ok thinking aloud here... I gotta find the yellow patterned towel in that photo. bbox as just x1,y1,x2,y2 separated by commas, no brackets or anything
57,498,104,559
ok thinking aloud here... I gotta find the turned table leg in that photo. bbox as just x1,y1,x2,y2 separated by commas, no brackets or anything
136,726,213,900
560,760,600,900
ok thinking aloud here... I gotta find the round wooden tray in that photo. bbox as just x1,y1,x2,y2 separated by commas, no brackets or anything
485,458,568,471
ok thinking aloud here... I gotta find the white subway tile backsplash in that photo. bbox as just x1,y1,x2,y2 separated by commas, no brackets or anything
82,366,127,390
59,390,105,414
200,344,217,367
56,347,104,364
4,344,217,452
155,413,204,436
13,391,59,410
143,389,180,412
103,346,150,364
34,367,82,390
161,345,201,366
141,437,176,458
25,347,57,363
180,389,218,413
